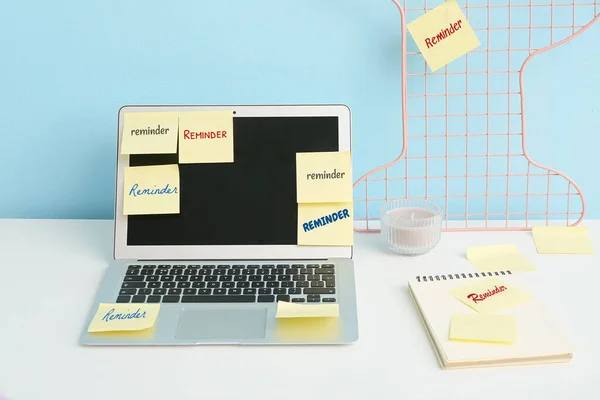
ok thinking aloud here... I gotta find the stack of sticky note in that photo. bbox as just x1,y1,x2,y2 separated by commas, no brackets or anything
295,151,354,246
447,277,532,344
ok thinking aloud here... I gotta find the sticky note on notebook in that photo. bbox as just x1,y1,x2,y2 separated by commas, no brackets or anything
532,226,594,254
450,313,517,344
467,244,536,272
296,151,352,203
87,303,160,333
448,277,532,314
275,301,339,318
297,202,353,246
121,112,179,154
406,0,480,72
123,164,180,215
178,110,234,164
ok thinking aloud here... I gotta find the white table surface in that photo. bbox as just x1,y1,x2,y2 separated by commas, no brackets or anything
0,219,598,400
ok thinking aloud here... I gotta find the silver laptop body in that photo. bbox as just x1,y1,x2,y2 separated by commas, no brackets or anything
80,104,359,345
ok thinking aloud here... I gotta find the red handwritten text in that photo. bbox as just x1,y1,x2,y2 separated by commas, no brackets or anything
466,285,507,303
425,20,463,49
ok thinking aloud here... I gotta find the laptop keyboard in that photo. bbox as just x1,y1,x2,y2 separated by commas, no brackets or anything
117,263,337,304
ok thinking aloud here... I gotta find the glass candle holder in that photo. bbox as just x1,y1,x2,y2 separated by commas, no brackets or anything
380,199,443,255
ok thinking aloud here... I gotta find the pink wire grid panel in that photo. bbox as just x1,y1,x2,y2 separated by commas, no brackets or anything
353,0,599,232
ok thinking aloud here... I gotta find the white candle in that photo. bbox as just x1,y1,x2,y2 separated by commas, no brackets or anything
380,201,442,255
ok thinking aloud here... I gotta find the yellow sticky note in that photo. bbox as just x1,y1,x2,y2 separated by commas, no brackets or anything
450,313,517,344
467,244,536,272
178,110,234,164
297,202,353,246
448,277,532,314
406,0,480,72
532,226,594,254
275,301,339,318
296,151,352,203
123,164,180,215
121,112,179,154
87,303,160,333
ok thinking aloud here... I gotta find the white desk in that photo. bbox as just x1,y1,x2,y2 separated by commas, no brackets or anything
0,219,598,400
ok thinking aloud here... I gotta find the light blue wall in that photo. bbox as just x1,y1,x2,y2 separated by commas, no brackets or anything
0,0,598,219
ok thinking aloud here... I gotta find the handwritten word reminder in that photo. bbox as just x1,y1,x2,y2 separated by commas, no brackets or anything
87,303,160,332
296,151,352,203
179,110,234,164
406,0,480,72
121,112,179,154
449,277,532,314
298,202,353,246
123,164,180,215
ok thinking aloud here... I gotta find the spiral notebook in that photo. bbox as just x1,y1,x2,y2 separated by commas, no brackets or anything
408,270,572,369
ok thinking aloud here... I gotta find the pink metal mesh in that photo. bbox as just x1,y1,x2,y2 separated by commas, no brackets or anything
353,0,599,232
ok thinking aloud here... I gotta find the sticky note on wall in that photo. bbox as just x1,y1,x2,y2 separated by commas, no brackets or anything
406,0,480,72
298,202,353,246
448,277,532,314
121,112,179,154
296,151,352,203
450,313,517,344
88,303,160,332
178,110,234,164
123,164,180,215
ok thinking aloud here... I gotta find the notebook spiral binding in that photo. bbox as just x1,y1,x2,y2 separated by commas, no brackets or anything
415,270,513,283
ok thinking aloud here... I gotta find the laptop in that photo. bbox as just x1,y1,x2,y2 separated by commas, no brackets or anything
80,104,359,345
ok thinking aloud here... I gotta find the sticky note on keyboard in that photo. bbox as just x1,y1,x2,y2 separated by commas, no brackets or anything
296,151,352,203
448,277,532,314
406,0,480,72
297,202,353,246
275,301,339,318
87,303,160,332
467,244,536,272
450,313,517,344
123,164,180,215
121,112,179,154
178,110,234,164
532,226,594,254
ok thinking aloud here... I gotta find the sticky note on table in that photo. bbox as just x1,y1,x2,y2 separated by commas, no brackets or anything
275,301,339,318
121,112,179,154
406,0,480,72
178,110,234,164
532,226,594,254
123,164,180,215
450,313,517,344
448,277,532,314
467,244,536,272
298,202,353,246
296,151,352,203
87,303,160,332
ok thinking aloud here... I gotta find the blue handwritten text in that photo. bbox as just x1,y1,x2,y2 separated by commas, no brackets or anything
129,183,178,197
102,308,147,323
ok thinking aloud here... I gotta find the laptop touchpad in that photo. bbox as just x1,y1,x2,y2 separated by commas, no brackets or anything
176,309,267,341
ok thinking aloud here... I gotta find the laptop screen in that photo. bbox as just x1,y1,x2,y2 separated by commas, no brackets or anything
126,116,340,246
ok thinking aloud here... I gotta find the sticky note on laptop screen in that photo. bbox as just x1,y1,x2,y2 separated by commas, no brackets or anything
296,151,352,203
406,0,480,72
178,110,234,164
123,164,180,215
450,313,517,344
121,112,179,154
298,202,353,246
532,226,594,254
448,277,532,314
87,303,160,333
